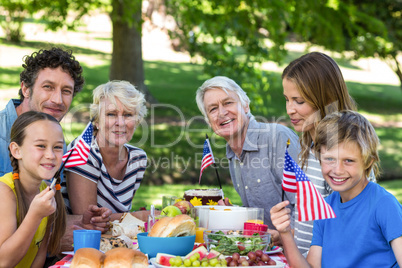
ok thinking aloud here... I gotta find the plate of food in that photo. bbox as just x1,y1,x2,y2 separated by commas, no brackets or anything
101,212,145,252
265,246,283,255
150,257,285,268
61,250,75,255
63,213,145,256
150,245,285,268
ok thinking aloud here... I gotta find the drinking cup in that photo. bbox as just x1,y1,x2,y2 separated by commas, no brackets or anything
162,195,180,208
190,206,210,243
73,230,101,253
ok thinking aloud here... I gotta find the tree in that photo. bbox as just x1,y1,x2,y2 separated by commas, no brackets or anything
0,0,157,103
166,0,402,100
345,0,402,90
0,0,94,42
3,0,400,105
0,0,38,42
109,0,157,103
165,0,295,113
287,0,402,90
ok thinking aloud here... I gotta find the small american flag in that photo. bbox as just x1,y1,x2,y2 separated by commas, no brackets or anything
283,149,336,221
199,138,215,183
62,122,93,168
282,149,297,193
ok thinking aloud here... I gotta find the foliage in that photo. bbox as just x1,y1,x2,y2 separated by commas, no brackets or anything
0,0,35,41
0,0,105,42
165,0,402,110
0,0,153,101
3,0,400,100
349,0,402,89
165,0,291,113
292,0,402,89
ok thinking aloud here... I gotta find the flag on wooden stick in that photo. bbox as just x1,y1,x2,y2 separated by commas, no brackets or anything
283,147,336,221
62,121,93,168
199,138,215,183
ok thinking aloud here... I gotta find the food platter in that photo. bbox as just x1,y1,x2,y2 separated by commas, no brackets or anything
150,258,286,268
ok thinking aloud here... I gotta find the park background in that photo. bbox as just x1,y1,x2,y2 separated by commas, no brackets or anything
0,0,401,209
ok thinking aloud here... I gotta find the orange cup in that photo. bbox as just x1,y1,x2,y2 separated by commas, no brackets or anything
195,227,206,243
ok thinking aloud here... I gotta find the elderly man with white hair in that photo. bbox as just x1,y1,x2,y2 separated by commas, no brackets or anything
196,76,300,245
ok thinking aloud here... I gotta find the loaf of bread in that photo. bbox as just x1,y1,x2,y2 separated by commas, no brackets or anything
104,248,148,268
70,248,104,268
148,214,196,237
70,247,148,268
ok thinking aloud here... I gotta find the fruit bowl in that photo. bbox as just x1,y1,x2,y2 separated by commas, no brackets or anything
137,232,195,258
203,229,271,256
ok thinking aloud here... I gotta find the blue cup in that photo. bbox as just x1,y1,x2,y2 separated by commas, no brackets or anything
73,230,101,253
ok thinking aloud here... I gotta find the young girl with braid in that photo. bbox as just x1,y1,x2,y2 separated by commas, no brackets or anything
0,111,66,268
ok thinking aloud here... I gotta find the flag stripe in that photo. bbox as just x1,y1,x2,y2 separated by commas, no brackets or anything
201,157,213,170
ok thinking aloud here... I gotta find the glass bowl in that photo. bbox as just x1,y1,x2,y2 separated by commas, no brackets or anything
203,229,271,256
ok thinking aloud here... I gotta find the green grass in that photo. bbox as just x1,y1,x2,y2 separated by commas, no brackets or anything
378,180,402,204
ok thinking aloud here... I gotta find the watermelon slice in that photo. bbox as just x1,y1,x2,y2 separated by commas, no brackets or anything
156,253,176,266
206,249,223,259
184,246,208,260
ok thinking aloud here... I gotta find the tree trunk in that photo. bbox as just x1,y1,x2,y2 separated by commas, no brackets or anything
110,0,158,103
393,58,402,91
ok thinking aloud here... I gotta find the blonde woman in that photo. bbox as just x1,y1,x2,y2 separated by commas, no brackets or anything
63,81,150,221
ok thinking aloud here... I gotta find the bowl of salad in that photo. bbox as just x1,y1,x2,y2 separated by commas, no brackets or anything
203,229,271,256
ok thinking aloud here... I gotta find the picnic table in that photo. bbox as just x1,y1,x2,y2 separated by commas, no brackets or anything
49,251,289,268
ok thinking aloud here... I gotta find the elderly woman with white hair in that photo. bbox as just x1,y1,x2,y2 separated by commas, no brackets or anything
63,80,150,222
196,76,300,245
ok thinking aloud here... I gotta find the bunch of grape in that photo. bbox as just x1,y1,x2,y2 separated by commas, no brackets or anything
168,253,228,267
225,250,276,266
